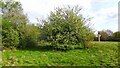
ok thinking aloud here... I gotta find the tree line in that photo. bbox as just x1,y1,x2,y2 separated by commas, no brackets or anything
94,30,120,42
1,0,119,50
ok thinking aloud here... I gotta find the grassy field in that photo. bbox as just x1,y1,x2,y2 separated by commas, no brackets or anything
0,51,2,67
2,42,119,66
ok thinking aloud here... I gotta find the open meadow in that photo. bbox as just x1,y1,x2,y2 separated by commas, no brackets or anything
2,42,118,66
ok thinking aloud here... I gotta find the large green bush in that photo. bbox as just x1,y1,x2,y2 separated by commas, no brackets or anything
40,6,94,50
2,28,19,48
2,19,19,48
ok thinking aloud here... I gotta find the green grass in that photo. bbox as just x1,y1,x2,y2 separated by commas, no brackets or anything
2,42,118,66
0,51,2,67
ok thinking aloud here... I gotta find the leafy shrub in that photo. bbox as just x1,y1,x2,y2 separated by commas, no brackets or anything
40,6,94,50
18,25,40,48
2,19,19,48
2,28,19,48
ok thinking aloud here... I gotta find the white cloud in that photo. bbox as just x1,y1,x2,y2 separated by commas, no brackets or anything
91,7,118,32
18,0,118,32
19,0,93,23
20,0,92,16
92,7,117,23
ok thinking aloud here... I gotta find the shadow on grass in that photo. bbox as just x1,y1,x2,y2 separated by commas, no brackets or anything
16,42,86,52
17,45,85,52
17,45,56,52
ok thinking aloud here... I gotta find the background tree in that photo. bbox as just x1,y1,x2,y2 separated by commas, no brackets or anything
113,31,120,41
105,30,114,41
94,30,115,41
100,30,108,41
1,0,28,29
1,0,24,48
1,0,40,48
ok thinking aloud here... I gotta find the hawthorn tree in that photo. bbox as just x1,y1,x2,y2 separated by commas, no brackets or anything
39,6,94,50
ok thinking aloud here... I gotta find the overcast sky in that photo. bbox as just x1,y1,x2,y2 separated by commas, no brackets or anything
16,0,119,33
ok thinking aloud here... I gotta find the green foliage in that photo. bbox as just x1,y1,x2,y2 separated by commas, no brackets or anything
2,18,19,48
1,0,28,29
19,25,40,48
2,27,19,48
113,31,120,41
1,0,38,48
40,6,94,50
2,19,12,29
1,0,94,50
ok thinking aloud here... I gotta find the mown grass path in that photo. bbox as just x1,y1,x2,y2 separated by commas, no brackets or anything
2,42,118,66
